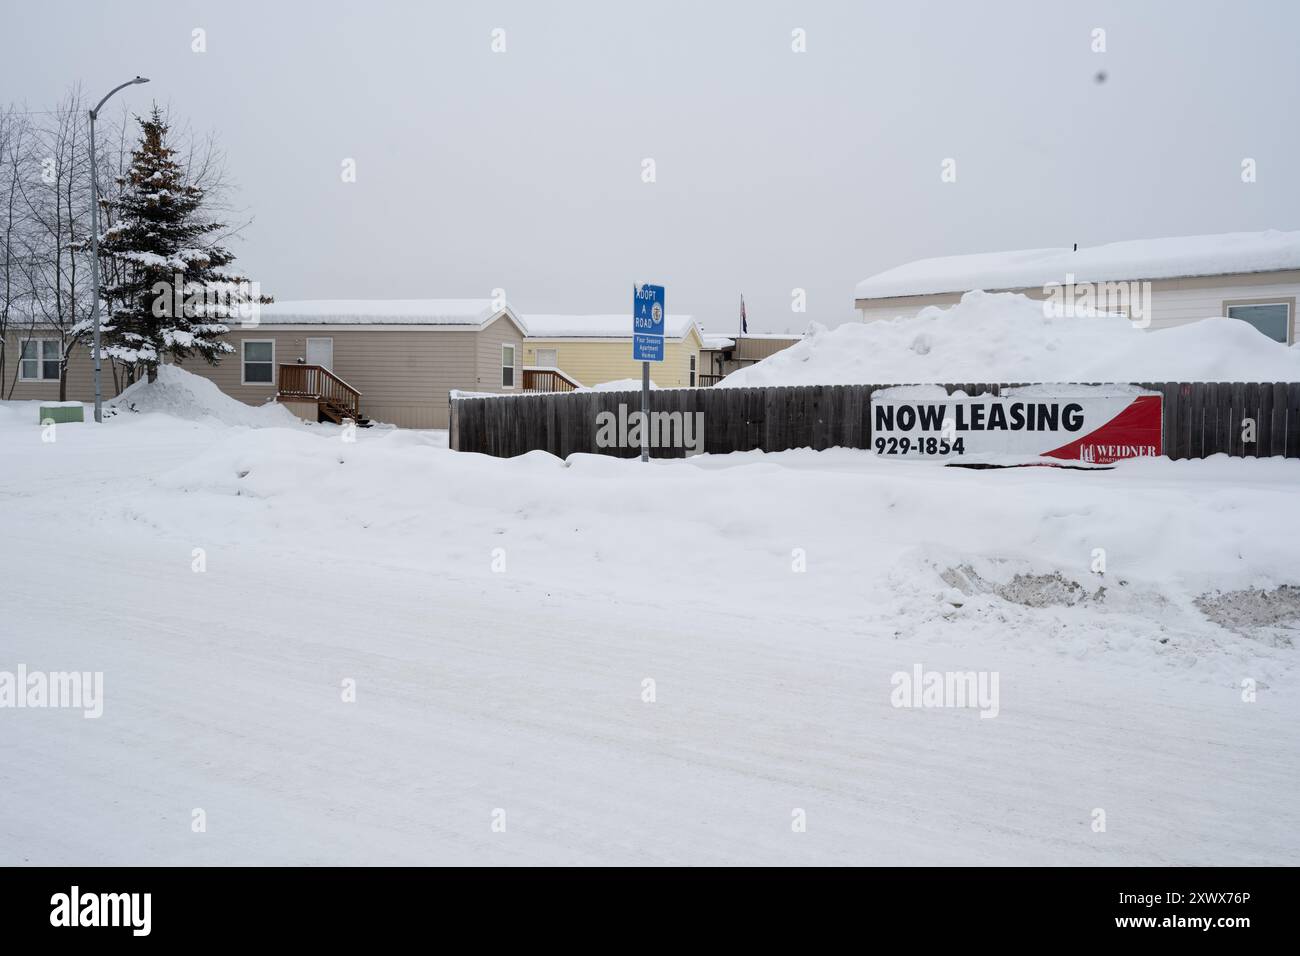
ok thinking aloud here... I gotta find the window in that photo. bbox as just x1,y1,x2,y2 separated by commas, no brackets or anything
242,340,275,385
19,339,60,381
534,348,558,368
501,344,515,388
1225,299,1292,344
689,353,697,387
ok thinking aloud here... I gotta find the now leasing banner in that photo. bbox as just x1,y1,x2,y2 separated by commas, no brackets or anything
871,386,1163,464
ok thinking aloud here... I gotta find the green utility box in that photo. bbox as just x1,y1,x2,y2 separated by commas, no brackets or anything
39,404,85,424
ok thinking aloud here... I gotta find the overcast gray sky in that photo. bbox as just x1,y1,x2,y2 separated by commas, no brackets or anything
5,0,1298,333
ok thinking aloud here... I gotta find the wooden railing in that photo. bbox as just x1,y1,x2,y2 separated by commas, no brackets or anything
277,364,361,417
522,367,581,393
698,374,723,387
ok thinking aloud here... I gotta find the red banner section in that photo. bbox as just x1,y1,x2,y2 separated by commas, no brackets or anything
1042,395,1162,464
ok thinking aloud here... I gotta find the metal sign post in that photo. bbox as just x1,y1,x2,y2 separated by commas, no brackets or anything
632,284,665,462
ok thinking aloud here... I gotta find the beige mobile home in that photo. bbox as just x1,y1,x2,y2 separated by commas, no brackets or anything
4,299,526,429
519,314,705,389
699,332,803,383
854,230,1300,344
181,300,528,428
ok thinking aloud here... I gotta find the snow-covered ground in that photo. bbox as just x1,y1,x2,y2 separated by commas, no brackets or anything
2,374,1298,865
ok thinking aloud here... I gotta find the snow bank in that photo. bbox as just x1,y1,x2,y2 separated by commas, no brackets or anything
140,424,1300,682
578,377,658,391
107,365,300,427
721,291,1300,387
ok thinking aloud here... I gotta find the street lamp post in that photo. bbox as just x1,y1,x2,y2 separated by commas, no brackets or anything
88,75,149,423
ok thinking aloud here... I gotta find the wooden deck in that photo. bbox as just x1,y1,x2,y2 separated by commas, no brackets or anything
522,367,581,393
277,364,363,423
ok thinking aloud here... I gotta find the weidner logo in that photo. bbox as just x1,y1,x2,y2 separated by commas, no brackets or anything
1087,443,1158,460
50,886,151,936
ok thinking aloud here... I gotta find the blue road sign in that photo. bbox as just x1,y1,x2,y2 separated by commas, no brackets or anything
633,284,665,362
633,332,664,362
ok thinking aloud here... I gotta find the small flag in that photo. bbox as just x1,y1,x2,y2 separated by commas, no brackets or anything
740,296,748,335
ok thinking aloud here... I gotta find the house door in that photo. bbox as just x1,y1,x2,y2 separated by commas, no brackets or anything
306,337,334,370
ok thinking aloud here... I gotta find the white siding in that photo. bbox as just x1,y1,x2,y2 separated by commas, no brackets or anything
856,270,1300,344
1140,276,1300,335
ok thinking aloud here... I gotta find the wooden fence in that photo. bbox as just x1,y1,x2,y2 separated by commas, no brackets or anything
449,382,1300,460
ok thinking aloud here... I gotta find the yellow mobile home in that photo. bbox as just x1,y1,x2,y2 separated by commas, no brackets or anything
519,314,705,389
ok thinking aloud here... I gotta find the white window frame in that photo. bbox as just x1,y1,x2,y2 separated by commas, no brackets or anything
1223,297,1294,345
241,339,276,386
689,352,697,387
534,348,558,369
501,343,516,389
19,337,61,382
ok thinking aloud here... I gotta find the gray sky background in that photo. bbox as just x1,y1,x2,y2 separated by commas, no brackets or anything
4,0,1299,333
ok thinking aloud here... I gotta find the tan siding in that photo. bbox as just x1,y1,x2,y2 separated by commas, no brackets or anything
474,315,527,394
7,319,528,429
733,337,801,362
1,331,132,402
174,327,489,429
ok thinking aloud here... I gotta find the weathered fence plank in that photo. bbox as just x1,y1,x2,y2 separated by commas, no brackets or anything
1287,383,1300,459
1270,383,1288,459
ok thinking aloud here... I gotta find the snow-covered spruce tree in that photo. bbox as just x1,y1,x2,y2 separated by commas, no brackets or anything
97,107,260,382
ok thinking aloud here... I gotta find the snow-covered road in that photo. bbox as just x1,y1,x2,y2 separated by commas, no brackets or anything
2,404,1298,865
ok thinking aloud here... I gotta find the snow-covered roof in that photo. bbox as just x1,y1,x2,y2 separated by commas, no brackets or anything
521,314,699,340
701,335,735,349
255,299,508,327
855,230,1300,301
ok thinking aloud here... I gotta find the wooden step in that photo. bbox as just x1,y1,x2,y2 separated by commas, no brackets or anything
318,401,371,426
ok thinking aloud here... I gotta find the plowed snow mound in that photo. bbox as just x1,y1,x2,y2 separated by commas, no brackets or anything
941,564,1103,608
721,291,1300,387
1196,586,1300,648
107,365,300,428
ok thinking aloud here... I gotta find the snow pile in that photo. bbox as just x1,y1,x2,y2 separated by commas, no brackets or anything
148,426,1300,675
106,364,300,427
578,377,658,391
721,291,1300,387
